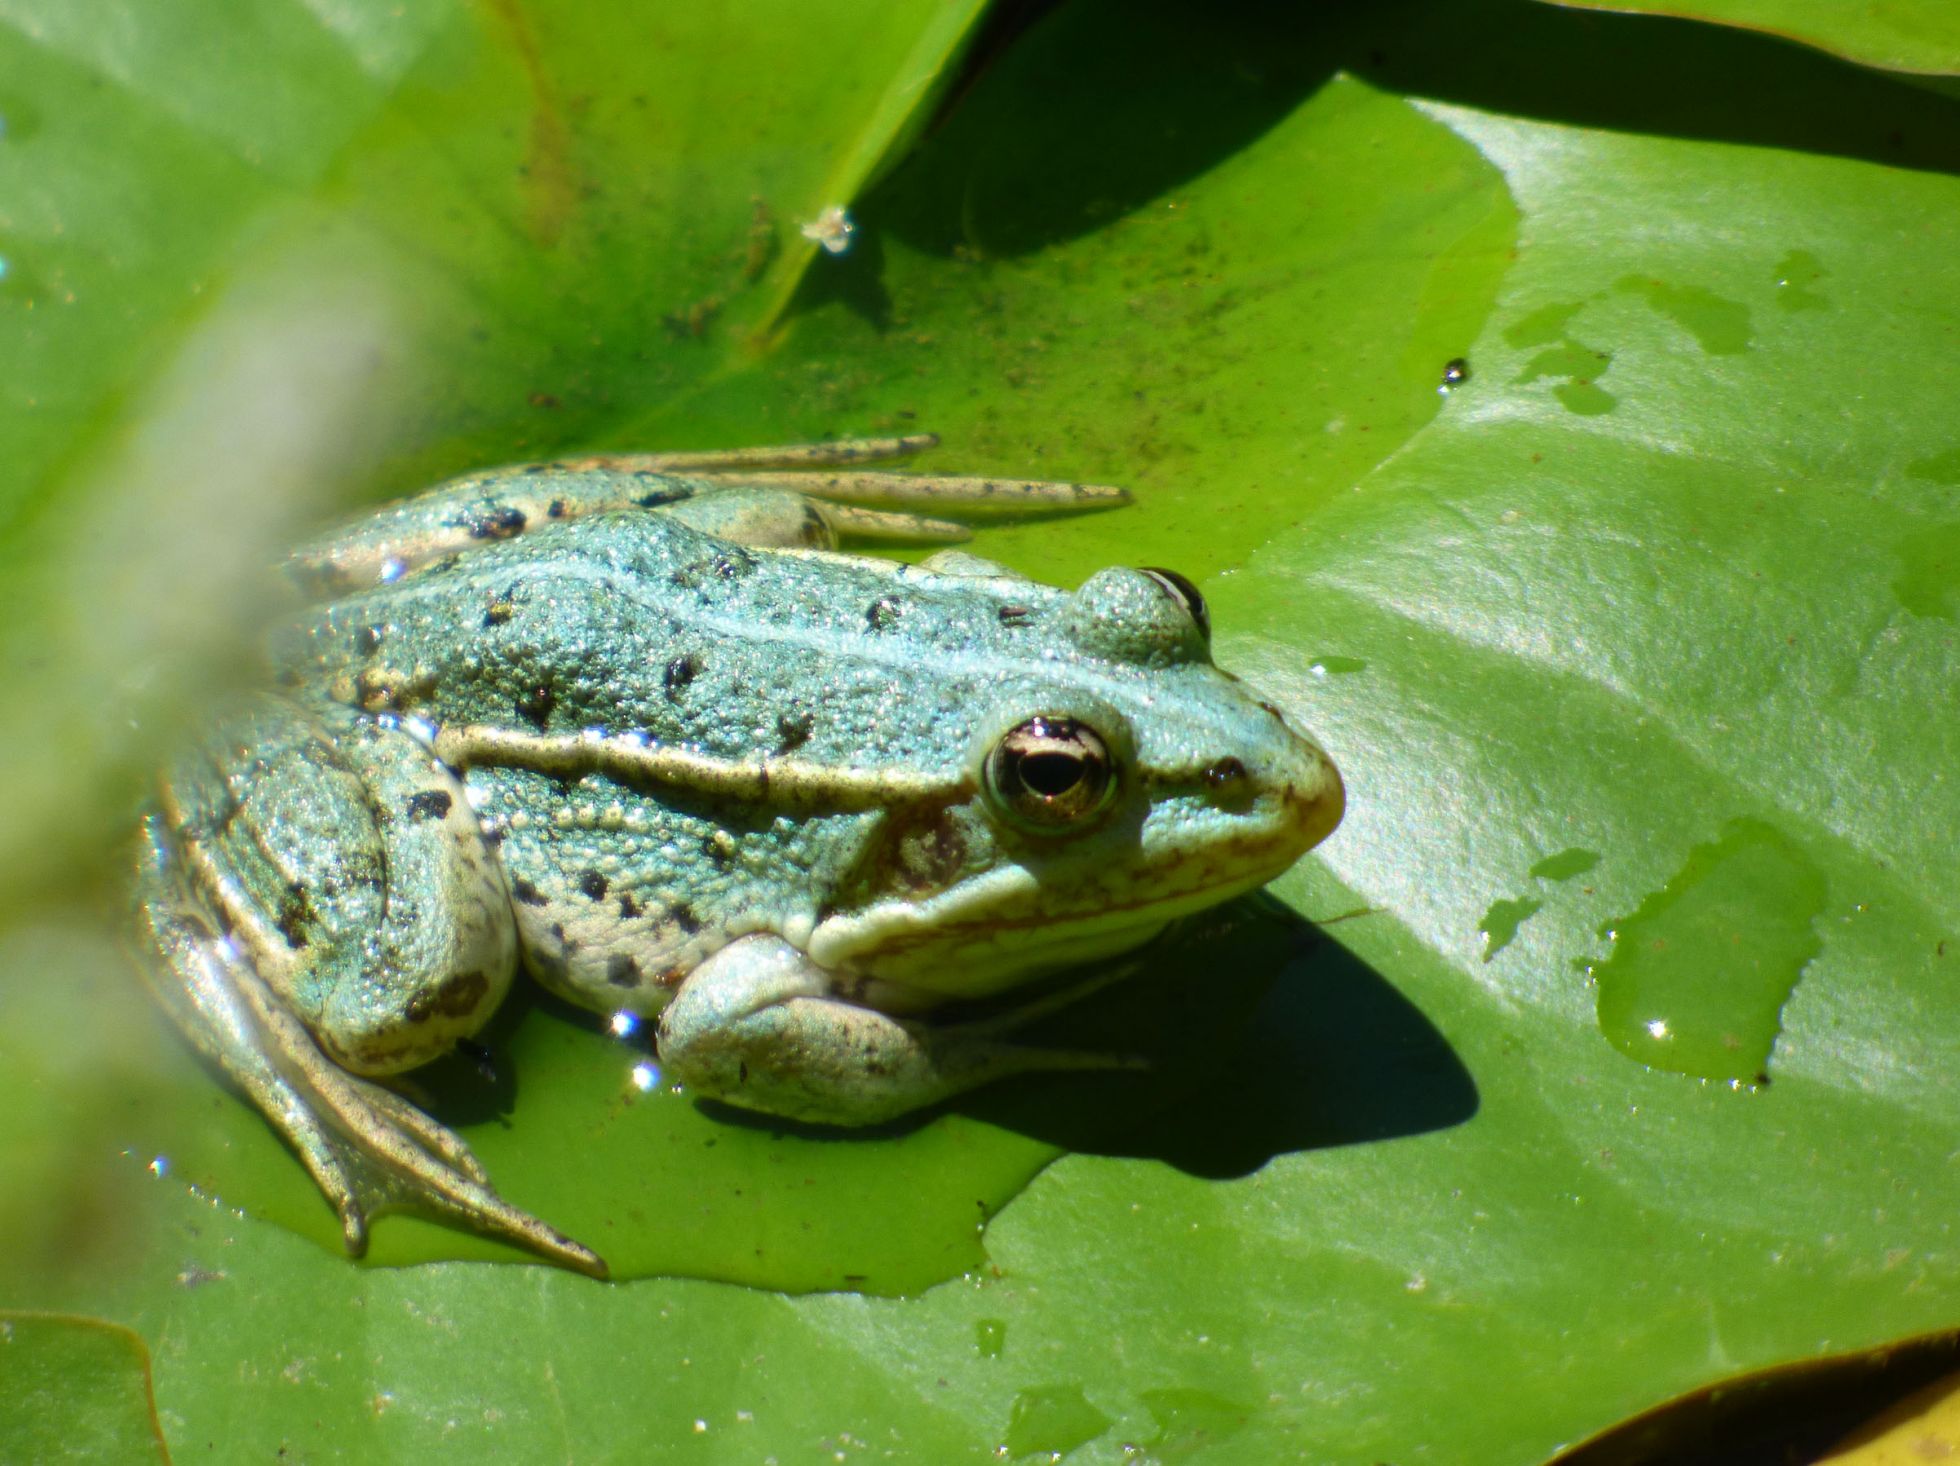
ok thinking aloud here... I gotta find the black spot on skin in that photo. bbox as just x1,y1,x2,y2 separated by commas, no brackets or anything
672,903,701,935
617,891,642,919
404,789,453,822
483,595,516,628
701,831,735,867
866,596,903,631
353,624,384,655
516,683,556,730
578,869,609,900
669,547,756,591
997,604,1032,626
462,504,527,540
635,487,691,510
547,499,566,519
510,877,549,907
607,953,642,987
275,884,317,950
294,561,354,597
800,503,831,546
886,809,970,893
664,653,702,697
776,711,813,753
405,970,490,1023
1257,701,1287,721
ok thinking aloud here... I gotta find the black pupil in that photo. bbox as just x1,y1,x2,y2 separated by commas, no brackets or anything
1020,750,1084,797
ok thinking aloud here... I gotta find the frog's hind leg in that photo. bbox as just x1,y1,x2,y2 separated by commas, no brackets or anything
289,434,1127,589
135,695,606,1278
542,434,1131,545
546,432,943,473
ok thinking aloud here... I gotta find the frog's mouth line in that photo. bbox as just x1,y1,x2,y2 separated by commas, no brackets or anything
811,773,1342,995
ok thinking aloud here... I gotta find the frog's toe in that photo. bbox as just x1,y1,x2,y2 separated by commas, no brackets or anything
354,1078,497,1188
273,1042,609,1279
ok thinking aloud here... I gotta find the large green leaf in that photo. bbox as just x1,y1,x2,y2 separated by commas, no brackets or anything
3,0,1958,1461
0,1313,168,1463
1532,0,1960,76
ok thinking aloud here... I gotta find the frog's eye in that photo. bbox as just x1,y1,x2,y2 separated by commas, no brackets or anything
1138,566,1210,642
984,716,1118,830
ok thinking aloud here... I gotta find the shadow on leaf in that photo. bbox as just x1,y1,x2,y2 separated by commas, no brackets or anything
959,893,1478,1178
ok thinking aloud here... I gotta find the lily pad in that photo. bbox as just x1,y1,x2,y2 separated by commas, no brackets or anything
2,0,1958,1462
0,1313,168,1463
1532,0,1960,76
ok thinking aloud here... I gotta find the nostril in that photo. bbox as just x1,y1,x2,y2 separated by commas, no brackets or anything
1203,756,1254,809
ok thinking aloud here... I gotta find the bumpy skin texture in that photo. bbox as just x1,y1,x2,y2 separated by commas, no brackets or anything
136,443,1344,1277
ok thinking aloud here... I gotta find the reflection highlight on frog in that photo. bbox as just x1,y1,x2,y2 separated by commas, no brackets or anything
134,435,1343,1278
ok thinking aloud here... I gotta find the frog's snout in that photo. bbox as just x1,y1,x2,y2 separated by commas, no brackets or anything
1212,727,1344,861
1282,744,1345,853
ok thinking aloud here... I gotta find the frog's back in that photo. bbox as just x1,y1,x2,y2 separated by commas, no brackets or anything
273,510,1103,776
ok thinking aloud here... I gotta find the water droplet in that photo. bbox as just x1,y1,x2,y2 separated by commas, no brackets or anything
1589,819,1825,1081
1478,896,1542,962
1530,847,1600,883
1516,340,1617,415
1002,1384,1110,1460
974,1318,1006,1359
1614,274,1753,355
1137,1388,1253,1460
1438,356,1470,393
1771,249,1827,312
1503,300,1585,349
1891,524,1960,622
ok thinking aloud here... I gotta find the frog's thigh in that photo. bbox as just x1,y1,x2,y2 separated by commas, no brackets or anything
138,698,601,1274
162,699,515,1073
657,934,1091,1125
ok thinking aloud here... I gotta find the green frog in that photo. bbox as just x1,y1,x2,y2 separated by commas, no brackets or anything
134,435,1344,1279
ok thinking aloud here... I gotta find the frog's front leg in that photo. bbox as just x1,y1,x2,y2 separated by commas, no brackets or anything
656,934,1136,1126
135,693,606,1277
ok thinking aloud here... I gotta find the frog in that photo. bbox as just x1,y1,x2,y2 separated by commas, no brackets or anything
133,434,1344,1279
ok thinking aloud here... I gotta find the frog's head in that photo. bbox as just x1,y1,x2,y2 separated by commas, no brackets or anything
809,566,1344,997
